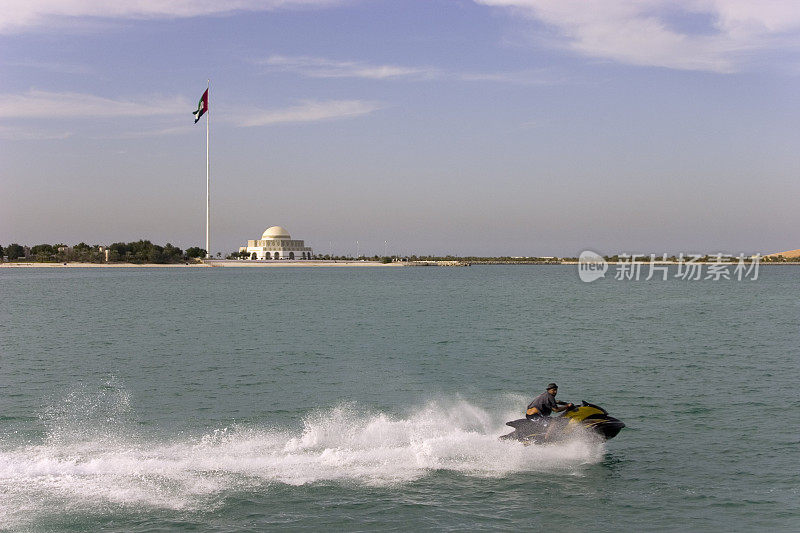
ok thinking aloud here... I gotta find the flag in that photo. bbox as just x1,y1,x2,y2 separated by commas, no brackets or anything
193,89,208,123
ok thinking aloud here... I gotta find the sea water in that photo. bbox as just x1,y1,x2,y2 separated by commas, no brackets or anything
0,266,797,531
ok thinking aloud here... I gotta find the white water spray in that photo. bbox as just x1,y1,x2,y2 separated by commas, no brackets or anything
0,392,605,528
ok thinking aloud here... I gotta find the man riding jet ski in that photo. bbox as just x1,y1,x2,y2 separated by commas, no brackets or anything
500,383,625,444
526,382,573,419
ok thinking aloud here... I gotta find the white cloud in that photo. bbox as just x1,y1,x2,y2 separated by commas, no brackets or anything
475,0,800,73
0,90,188,119
0,91,380,135
113,125,195,139
0,0,345,33
238,99,382,127
3,60,94,75
262,55,439,80
457,69,561,84
0,125,73,140
260,54,562,84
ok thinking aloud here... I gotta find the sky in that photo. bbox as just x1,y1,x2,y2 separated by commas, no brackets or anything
1,0,799,257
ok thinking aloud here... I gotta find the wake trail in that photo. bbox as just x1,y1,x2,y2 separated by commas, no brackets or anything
0,394,605,527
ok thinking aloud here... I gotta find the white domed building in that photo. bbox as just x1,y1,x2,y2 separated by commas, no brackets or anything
239,226,314,260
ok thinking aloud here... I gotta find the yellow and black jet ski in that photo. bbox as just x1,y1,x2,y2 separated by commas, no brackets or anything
500,401,625,444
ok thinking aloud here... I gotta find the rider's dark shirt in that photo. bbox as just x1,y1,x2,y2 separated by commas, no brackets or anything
527,391,557,418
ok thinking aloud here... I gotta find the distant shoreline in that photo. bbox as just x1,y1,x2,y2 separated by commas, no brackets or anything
0,260,407,268
2,260,799,268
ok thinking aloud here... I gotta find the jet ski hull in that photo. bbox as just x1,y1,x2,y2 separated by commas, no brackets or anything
501,401,625,443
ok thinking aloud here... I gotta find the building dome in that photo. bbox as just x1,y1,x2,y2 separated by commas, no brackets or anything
261,226,291,240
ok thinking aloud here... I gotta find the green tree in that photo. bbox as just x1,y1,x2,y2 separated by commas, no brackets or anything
69,242,93,262
31,244,55,256
124,240,163,262
186,247,206,259
6,243,24,260
109,242,130,260
163,243,183,261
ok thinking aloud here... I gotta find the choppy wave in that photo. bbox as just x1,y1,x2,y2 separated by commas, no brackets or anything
0,390,604,527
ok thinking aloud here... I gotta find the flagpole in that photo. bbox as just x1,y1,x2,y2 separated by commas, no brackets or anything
206,79,211,259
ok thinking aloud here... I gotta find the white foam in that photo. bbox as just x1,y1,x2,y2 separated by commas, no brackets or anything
0,397,604,528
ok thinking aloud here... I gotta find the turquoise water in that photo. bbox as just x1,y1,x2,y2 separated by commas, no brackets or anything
1,266,798,531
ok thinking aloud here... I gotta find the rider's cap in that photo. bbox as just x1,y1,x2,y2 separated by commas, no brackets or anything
546,383,558,390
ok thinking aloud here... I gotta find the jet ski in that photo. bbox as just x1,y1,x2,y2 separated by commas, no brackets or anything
500,401,625,444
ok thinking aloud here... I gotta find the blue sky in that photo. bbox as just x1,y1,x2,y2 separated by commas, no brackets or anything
1,0,799,256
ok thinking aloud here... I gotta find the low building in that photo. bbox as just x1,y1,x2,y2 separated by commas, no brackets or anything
239,226,314,260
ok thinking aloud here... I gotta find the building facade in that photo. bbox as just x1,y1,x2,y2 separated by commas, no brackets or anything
239,226,314,260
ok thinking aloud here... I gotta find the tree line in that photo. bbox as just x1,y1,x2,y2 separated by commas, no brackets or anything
0,241,207,263
1,244,783,264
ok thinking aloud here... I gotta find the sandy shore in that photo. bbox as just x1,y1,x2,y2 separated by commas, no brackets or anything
0,260,407,268
1,262,204,268
206,260,406,267
4,260,793,268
